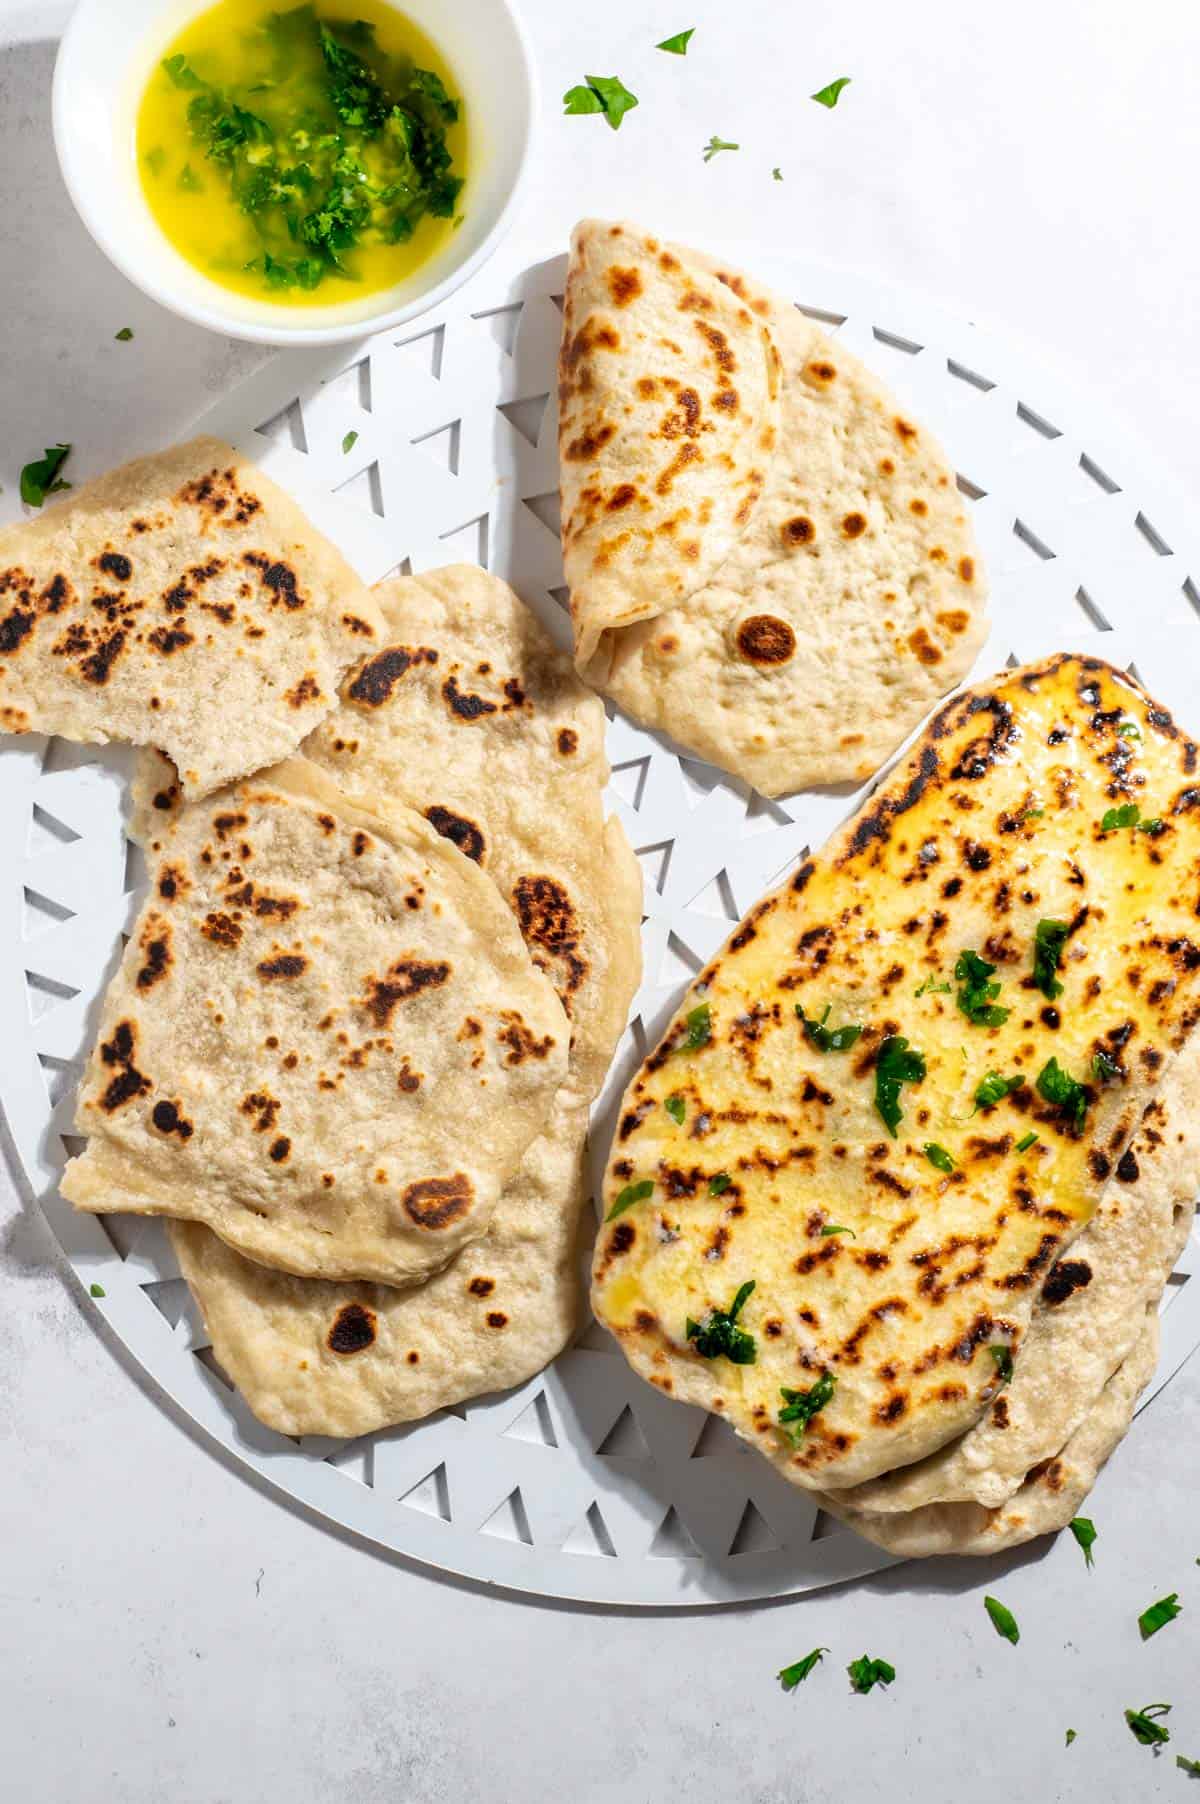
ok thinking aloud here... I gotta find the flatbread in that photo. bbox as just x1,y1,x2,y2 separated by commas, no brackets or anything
829,1035,1200,1511
592,654,1200,1491
560,221,987,796
61,757,569,1285
158,569,644,1434
0,436,384,795
816,1308,1161,1556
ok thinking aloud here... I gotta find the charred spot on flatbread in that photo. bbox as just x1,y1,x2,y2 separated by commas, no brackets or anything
512,875,587,1013
425,805,486,864
97,1020,151,1113
403,1173,473,1229
347,645,437,708
361,959,451,1027
736,615,796,666
327,1302,377,1355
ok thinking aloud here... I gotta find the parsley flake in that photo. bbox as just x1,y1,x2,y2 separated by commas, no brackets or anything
1139,1594,1182,1640
1091,1048,1121,1084
664,1094,686,1125
1126,1704,1171,1747
924,1143,955,1173
114,327,134,341
989,1344,1014,1385
915,974,952,997
1101,802,1141,832
656,29,694,54
1036,1056,1089,1131
1069,1516,1097,1568
974,1070,1025,1111
821,1223,856,1238
778,1370,835,1442
847,1654,894,1694
874,1034,926,1136
797,1003,863,1052
811,77,852,108
341,430,359,454
1177,1754,1200,1776
1065,1729,1077,1748
708,1172,731,1196
772,166,783,181
563,75,639,130
606,1178,653,1222
779,1647,827,1691
681,1002,712,1051
984,1595,1020,1644
89,1282,106,1298
702,135,739,161
20,444,72,508
687,1279,756,1363
1015,1130,1039,1153
1118,720,1143,740
954,948,1010,1027
1032,918,1071,999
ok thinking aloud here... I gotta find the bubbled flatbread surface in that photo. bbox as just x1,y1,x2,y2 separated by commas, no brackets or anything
0,436,384,795
61,758,569,1286
560,222,987,796
593,655,1200,1491
831,1034,1200,1513
155,569,644,1435
816,1308,1162,1556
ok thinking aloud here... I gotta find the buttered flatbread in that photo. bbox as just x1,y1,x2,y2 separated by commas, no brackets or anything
559,221,987,796
153,569,643,1435
62,758,569,1286
593,655,1200,1492
0,436,384,796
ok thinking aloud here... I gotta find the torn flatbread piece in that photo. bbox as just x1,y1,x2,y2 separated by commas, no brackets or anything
0,436,384,795
61,758,569,1286
559,221,987,795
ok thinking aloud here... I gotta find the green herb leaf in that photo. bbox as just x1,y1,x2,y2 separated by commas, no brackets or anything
954,948,1010,1028
687,1279,757,1364
656,29,694,54
1036,1056,1089,1132
177,161,204,192
702,135,739,161
564,75,639,130
664,1094,686,1125
1177,1754,1200,1776
1065,1730,1077,1748
143,145,167,178
779,1647,827,1691
1032,918,1071,999
1015,1130,1039,1153
973,1070,1025,1111
772,166,783,181
1091,1048,1121,1083
678,1002,712,1053
821,1223,856,1238
811,76,852,108
847,1654,894,1694
924,1143,955,1173
1069,1516,1097,1568
162,51,203,89
1118,720,1143,740
708,1172,732,1196
20,444,72,508
915,974,952,997
606,1178,653,1222
1140,816,1166,836
341,430,358,455
989,1344,1014,1385
89,1282,106,1298
797,1003,863,1053
874,1034,926,1136
1125,1704,1171,1747
1101,802,1141,832
114,326,134,341
984,1595,1020,1645
1139,1594,1182,1640
778,1370,836,1442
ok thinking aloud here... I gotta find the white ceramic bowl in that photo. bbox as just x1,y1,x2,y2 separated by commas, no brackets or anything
52,0,537,346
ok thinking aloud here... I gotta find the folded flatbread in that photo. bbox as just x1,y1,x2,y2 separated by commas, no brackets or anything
62,757,569,1286
164,569,644,1435
592,654,1200,1496
0,436,384,795
559,221,988,795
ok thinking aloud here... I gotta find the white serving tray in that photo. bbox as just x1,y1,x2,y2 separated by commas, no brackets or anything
4,244,1198,1605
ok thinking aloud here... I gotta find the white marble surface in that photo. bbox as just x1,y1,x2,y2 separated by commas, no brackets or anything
2,2,1200,1798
